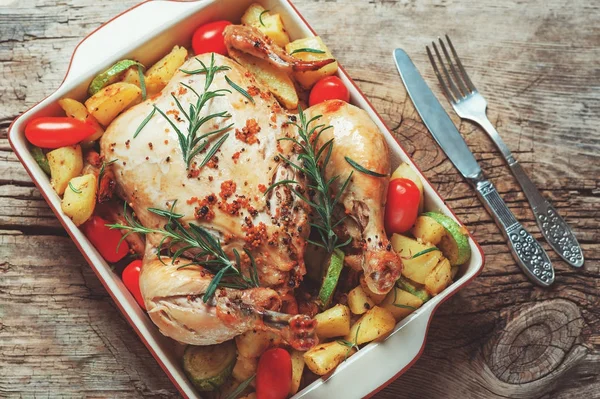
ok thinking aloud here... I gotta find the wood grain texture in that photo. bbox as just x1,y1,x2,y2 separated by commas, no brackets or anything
1,0,598,398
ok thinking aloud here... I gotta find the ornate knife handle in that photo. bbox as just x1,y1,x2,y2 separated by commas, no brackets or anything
474,179,555,286
509,160,584,267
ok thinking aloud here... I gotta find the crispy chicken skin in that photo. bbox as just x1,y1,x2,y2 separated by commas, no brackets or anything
305,100,403,294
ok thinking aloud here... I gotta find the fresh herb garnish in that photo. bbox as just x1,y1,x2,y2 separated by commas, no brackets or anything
266,107,352,253
107,201,260,302
68,181,82,194
259,10,270,27
289,47,326,55
98,158,118,189
134,107,155,138
337,324,361,361
137,65,147,101
225,75,254,104
410,247,438,259
345,156,387,177
224,374,255,399
155,54,233,169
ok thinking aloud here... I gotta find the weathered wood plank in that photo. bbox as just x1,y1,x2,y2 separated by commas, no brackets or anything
0,0,598,398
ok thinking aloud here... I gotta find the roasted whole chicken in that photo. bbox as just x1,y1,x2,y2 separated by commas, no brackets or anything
100,27,402,350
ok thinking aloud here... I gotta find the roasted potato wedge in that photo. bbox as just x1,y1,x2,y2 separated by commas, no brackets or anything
84,82,142,126
381,287,423,322
411,215,446,245
145,45,188,96
290,350,305,395
232,355,257,383
425,257,452,295
347,285,375,315
231,52,298,109
241,4,290,47
286,36,338,89
235,329,281,359
391,234,443,284
47,145,83,195
303,341,356,376
61,174,97,226
344,306,396,345
314,304,351,339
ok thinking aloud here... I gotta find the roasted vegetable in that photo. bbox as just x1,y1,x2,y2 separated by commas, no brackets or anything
318,248,345,308
425,257,452,295
347,285,375,315
46,145,83,195
145,45,187,96
30,145,50,175
88,59,144,96
183,341,236,392
423,212,471,266
84,82,142,126
391,233,443,284
344,306,396,345
286,36,338,89
381,287,423,321
314,304,351,339
61,174,97,226
241,4,290,47
303,341,356,376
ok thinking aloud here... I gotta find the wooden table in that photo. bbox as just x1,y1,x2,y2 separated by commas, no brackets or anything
1,0,598,397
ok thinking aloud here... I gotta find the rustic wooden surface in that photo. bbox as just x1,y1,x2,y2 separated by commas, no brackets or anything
1,0,598,398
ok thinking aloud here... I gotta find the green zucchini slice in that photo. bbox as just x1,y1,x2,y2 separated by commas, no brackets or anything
30,145,51,175
318,248,345,308
88,59,144,96
183,340,236,392
423,212,471,266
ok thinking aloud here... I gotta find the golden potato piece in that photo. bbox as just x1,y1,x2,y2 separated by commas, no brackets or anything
391,234,443,284
425,257,452,296
411,215,446,245
61,174,97,226
84,82,142,126
241,4,290,47
347,285,375,315
381,287,423,322
289,350,305,395
231,52,298,109
314,304,351,339
344,306,396,345
303,341,356,376
235,329,281,359
145,45,187,96
232,355,257,383
47,145,83,195
286,36,338,89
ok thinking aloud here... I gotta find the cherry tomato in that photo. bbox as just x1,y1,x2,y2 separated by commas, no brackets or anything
384,178,421,234
81,216,129,263
256,348,292,399
309,76,350,106
191,20,232,56
25,117,98,149
122,260,145,310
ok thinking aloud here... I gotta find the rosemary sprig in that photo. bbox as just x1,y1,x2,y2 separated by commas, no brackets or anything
224,374,255,399
266,107,352,254
225,75,254,104
345,156,387,177
289,47,326,55
337,325,361,361
259,10,269,26
98,158,118,189
136,54,233,169
107,201,260,302
68,181,82,194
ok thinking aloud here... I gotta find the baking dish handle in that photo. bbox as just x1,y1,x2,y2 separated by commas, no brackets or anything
63,0,210,86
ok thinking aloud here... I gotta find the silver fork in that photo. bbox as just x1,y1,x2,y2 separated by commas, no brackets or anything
426,35,584,268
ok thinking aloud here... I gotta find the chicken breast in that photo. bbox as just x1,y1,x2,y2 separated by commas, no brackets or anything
102,54,309,293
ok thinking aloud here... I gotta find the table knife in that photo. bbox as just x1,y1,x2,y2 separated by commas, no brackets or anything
393,48,554,286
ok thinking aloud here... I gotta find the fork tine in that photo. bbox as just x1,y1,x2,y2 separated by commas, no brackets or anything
438,37,468,97
426,45,456,103
431,41,462,101
445,34,476,93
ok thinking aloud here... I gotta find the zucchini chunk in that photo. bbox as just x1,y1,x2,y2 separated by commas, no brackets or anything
423,212,471,266
183,341,236,392
318,248,345,308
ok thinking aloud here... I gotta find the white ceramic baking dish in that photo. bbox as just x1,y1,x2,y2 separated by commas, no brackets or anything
8,0,485,397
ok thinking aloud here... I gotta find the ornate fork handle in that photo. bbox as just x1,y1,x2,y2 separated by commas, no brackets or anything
474,179,554,286
509,160,584,267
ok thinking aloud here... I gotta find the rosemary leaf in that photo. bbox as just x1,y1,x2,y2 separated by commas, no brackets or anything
259,10,270,27
133,107,155,138
197,133,230,168
225,75,254,103
394,304,417,310
68,181,82,194
411,247,439,259
289,47,326,55
344,156,387,177
224,374,255,399
97,158,118,190
137,65,147,101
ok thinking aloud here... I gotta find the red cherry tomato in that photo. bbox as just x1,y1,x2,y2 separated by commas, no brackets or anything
191,20,232,56
122,260,145,310
309,76,350,106
25,117,98,149
384,178,421,234
81,216,129,263
256,348,292,399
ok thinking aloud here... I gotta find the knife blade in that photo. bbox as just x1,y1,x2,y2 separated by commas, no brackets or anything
393,48,555,287
393,48,482,180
